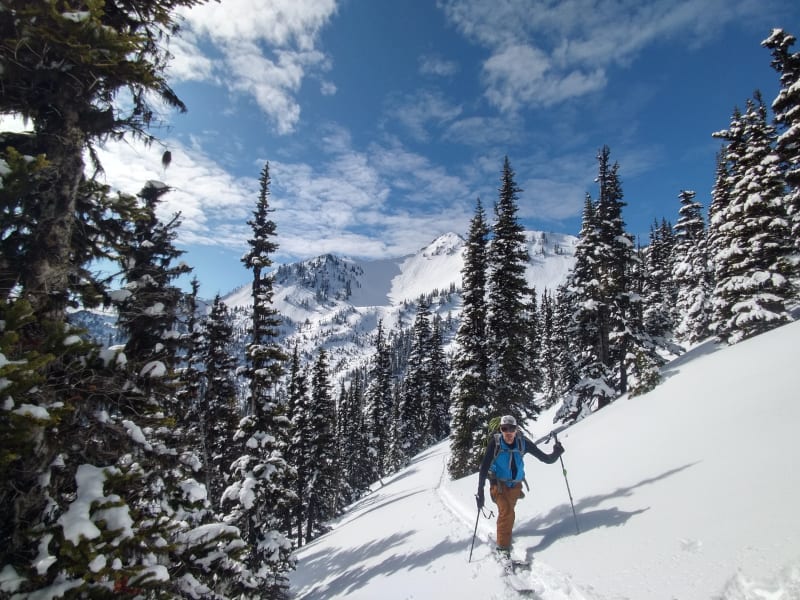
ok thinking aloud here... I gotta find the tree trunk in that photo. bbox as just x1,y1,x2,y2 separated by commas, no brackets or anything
23,114,84,322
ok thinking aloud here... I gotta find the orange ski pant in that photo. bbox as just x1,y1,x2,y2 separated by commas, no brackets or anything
490,481,524,549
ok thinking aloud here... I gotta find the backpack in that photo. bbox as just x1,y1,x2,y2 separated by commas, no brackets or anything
487,419,530,492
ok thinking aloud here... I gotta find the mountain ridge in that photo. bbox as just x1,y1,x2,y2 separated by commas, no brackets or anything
70,229,578,382
222,229,578,379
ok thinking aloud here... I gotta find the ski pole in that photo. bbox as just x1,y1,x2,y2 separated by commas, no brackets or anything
551,431,580,534
468,499,481,563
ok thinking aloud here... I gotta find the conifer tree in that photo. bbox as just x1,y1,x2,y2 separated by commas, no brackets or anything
227,162,295,596
0,0,207,322
559,192,615,421
202,295,240,506
711,93,793,343
393,299,432,466
642,219,676,341
593,148,636,395
448,199,491,478
305,349,338,540
426,316,451,444
486,158,534,419
553,285,581,398
338,371,371,501
523,288,543,395
177,278,205,465
538,288,560,407
286,345,310,543
672,190,713,343
363,321,393,481
763,29,800,277
116,182,192,399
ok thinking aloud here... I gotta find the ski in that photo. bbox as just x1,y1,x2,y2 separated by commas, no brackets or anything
495,553,540,598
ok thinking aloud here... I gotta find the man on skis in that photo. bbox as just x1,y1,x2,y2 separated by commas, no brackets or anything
476,415,564,555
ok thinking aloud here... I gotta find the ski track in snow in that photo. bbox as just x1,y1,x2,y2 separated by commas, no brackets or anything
436,458,603,600
292,441,603,600
291,320,800,600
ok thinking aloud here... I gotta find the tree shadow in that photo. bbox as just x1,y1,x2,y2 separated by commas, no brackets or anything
337,488,428,526
515,461,699,558
294,532,466,599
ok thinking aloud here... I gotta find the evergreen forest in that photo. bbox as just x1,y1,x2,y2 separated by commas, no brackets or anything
1,2,799,597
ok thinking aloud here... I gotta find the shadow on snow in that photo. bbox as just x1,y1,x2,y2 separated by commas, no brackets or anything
293,532,466,599
514,461,699,559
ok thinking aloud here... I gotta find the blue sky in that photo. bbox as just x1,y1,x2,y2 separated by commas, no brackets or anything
89,0,800,297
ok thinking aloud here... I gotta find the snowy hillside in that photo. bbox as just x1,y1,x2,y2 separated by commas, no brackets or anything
224,230,577,377
289,319,800,600
68,229,576,379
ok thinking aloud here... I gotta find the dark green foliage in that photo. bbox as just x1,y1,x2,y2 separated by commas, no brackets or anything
486,157,534,419
0,0,205,321
228,162,295,592
116,182,192,379
305,349,338,540
448,198,491,479
363,321,393,480
287,346,311,542
201,294,240,505
337,370,371,502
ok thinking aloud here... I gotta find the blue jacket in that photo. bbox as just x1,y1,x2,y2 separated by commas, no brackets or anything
478,433,562,489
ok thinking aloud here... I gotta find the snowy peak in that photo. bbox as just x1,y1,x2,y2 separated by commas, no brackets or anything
275,254,362,304
220,229,577,378
388,234,465,304
420,232,464,258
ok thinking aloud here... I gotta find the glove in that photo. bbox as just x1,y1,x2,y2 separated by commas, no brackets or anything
476,489,485,510
554,441,564,455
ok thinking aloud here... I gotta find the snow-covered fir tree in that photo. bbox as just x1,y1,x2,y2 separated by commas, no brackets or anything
642,218,677,341
116,181,192,403
177,278,206,475
286,345,311,542
113,183,251,597
201,294,241,506
304,348,338,540
538,288,559,407
558,192,616,421
226,162,295,597
425,316,451,445
711,93,794,344
337,370,371,502
763,29,800,279
523,288,543,395
363,320,393,481
392,299,433,467
672,190,714,343
593,147,638,395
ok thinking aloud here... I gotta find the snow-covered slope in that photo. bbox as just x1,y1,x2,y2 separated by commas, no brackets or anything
289,319,800,599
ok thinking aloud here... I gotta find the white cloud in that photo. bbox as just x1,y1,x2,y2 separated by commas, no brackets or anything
165,34,215,83
443,115,523,147
439,0,772,111
386,90,463,142
419,54,459,77
172,0,338,134
90,124,546,268
320,80,337,96
519,178,586,222
94,138,257,247
481,43,606,110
